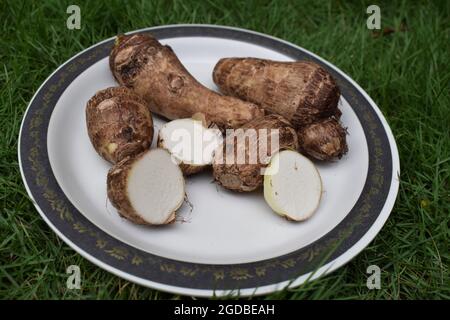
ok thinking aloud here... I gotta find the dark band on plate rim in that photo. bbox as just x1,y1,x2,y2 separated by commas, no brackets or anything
19,26,393,290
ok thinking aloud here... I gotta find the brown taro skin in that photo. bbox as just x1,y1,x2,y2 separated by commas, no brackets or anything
297,118,348,161
86,87,154,164
109,33,264,129
213,114,299,192
213,58,341,127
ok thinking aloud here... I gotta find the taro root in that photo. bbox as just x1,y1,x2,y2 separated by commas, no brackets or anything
213,58,341,127
297,118,348,161
107,148,185,225
212,114,299,192
85,87,154,164
264,150,322,221
157,118,223,175
109,33,264,129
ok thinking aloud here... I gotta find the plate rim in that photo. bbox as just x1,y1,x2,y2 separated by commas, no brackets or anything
18,24,400,297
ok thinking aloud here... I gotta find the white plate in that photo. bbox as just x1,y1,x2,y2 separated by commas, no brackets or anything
19,25,400,297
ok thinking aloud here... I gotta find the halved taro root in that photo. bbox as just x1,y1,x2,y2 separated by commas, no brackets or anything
158,118,223,175
264,150,322,221
107,148,185,225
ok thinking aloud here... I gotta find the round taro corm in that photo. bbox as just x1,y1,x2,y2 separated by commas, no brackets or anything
297,118,348,161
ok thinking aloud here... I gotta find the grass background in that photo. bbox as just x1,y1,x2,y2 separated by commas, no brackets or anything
0,0,449,299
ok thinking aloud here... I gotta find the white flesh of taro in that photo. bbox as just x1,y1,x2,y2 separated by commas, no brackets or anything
158,118,222,168
127,148,185,224
264,150,322,221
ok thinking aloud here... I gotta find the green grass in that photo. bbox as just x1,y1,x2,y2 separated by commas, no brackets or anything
1,0,449,299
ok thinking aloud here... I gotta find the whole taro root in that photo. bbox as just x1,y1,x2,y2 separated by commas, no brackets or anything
213,58,341,127
213,58,348,160
109,34,264,129
297,118,348,161
213,114,299,192
86,87,154,164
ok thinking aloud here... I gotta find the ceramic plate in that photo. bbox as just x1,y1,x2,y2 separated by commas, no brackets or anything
18,25,400,297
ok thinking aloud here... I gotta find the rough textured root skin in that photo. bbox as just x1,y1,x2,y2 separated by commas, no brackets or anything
156,136,206,176
297,118,348,161
213,58,341,127
179,163,206,175
86,87,154,164
107,154,176,226
110,34,264,129
212,114,299,192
